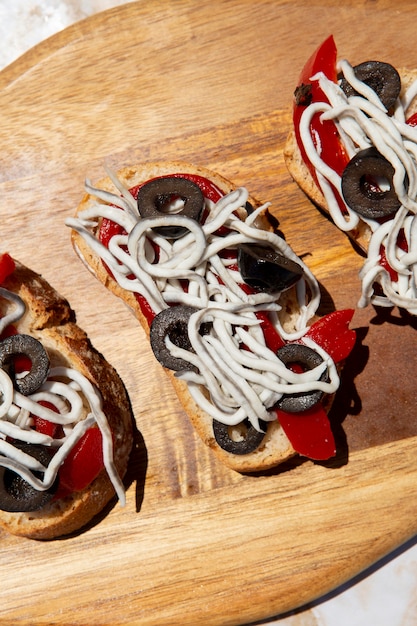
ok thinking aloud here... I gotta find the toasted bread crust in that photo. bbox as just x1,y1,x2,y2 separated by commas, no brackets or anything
0,261,133,539
71,162,339,472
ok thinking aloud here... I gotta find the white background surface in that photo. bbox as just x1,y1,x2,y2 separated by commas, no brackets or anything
1,2,417,625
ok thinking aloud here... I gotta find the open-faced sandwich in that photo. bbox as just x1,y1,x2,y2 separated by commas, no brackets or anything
285,35,417,315
66,161,356,473
0,253,133,539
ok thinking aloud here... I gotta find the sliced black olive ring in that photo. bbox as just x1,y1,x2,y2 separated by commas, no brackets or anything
237,243,303,294
150,305,200,371
0,334,50,396
275,343,328,413
341,147,402,219
339,60,401,111
137,176,204,239
213,418,267,455
0,443,58,512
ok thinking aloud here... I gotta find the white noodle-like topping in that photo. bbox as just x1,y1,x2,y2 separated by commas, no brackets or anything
0,289,26,336
0,289,125,505
67,174,340,432
297,60,417,314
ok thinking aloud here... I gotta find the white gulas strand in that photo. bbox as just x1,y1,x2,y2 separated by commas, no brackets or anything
298,60,417,313
67,174,338,432
0,297,125,503
0,289,26,336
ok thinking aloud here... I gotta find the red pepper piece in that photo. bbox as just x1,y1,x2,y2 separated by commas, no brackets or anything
0,325,32,372
54,426,104,498
293,35,349,183
135,293,155,325
218,250,238,262
379,246,398,281
297,35,338,98
407,112,417,126
32,400,64,440
0,253,15,285
277,404,336,460
100,213,125,247
303,309,356,364
255,312,285,353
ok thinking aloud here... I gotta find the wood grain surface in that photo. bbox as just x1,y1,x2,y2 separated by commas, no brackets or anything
0,1,417,624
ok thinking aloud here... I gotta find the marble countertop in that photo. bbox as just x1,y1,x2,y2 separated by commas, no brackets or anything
1,2,417,626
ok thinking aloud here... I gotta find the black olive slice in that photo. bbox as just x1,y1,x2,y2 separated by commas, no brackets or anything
137,176,204,239
341,147,401,219
150,305,200,371
294,82,313,106
275,343,328,413
0,443,58,512
237,243,303,294
339,60,401,111
213,418,266,455
0,334,50,396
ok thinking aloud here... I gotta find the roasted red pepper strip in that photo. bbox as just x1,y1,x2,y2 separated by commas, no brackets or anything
379,250,397,281
293,35,349,182
54,426,104,499
0,325,32,372
302,308,356,363
136,293,155,326
33,401,65,440
256,309,356,365
407,112,417,127
0,253,15,284
255,311,286,353
277,404,336,460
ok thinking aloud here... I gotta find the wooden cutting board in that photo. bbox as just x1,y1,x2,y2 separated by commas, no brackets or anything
0,1,417,624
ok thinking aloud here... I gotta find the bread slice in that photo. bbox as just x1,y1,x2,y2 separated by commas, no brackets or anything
284,57,417,313
0,258,133,539
67,162,354,472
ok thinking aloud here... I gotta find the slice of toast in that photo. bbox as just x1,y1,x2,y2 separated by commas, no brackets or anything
0,257,133,539
284,37,417,314
67,162,355,473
